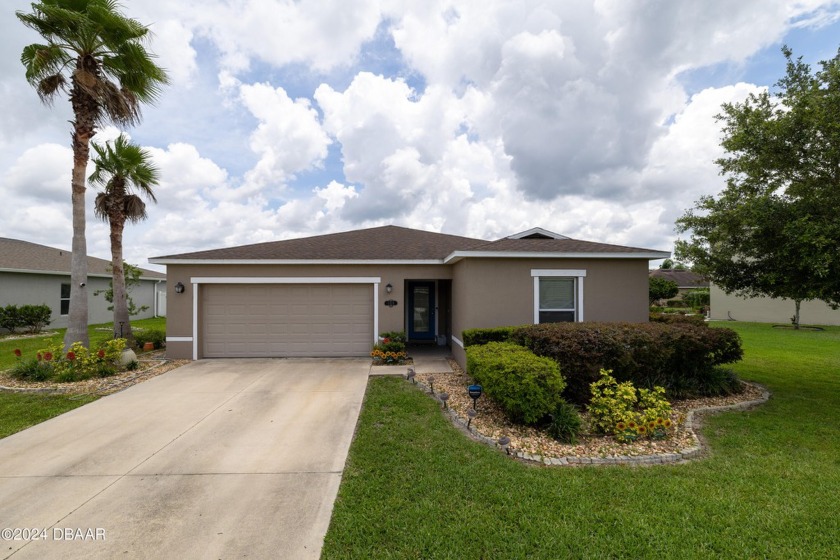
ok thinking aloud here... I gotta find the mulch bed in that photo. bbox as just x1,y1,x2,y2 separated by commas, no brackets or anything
0,350,190,397
413,359,766,461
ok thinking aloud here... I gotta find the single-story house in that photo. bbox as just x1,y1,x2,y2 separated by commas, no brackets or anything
0,237,167,330
151,226,669,367
710,284,840,326
648,269,709,299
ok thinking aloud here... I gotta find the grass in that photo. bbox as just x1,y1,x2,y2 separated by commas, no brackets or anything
0,318,165,439
322,322,840,559
0,317,165,371
0,393,98,439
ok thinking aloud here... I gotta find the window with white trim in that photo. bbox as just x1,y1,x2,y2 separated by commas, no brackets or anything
531,269,586,324
60,283,71,315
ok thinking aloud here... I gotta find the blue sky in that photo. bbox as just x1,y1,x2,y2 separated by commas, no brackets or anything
2,1,839,271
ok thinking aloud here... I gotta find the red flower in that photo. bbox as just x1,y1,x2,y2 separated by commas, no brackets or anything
383,338,391,344
67,351,76,361
13,349,21,357
37,353,42,361
97,349,106,359
44,352,53,361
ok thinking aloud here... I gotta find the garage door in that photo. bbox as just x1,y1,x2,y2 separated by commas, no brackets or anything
201,284,373,358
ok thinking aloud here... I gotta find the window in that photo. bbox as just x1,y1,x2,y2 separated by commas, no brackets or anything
531,269,586,324
60,283,70,315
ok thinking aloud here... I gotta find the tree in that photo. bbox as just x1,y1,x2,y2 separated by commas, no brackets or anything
649,277,679,306
90,135,159,345
676,46,840,329
659,259,687,270
17,0,167,349
94,262,151,316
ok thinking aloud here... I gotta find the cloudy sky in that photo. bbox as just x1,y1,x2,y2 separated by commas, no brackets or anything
2,1,840,272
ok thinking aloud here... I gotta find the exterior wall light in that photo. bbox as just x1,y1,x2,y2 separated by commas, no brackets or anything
174,282,185,294
385,283,393,293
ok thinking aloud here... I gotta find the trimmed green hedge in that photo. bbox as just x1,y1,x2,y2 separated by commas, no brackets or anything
511,322,743,403
465,342,566,424
649,312,707,326
462,326,523,347
134,328,166,349
0,304,52,334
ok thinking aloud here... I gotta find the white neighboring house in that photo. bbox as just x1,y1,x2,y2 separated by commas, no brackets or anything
0,237,166,331
710,283,840,326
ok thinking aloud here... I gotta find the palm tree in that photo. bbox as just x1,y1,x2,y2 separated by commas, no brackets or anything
17,0,167,348
90,134,160,345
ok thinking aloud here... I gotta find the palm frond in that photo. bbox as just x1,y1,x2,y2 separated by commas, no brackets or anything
123,195,147,222
93,191,112,222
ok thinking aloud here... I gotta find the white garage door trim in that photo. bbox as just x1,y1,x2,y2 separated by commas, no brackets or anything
190,277,381,359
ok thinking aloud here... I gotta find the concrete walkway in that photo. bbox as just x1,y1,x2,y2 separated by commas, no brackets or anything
0,358,370,559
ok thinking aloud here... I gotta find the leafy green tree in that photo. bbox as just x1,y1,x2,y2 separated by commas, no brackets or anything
649,277,679,305
17,0,167,348
659,259,687,270
94,262,151,315
676,46,840,329
90,135,159,345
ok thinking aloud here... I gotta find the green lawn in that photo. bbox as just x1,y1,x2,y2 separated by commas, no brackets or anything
0,393,98,439
0,317,165,439
322,322,840,559
0,317,165,371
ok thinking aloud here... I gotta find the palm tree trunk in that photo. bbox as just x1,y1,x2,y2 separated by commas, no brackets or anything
64,101,93,349
109,212,133,345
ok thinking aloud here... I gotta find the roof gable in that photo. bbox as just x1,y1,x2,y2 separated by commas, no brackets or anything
0,238,165,279
507,227,569,240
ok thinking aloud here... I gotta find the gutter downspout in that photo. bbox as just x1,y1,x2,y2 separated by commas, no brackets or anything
154,280,162,317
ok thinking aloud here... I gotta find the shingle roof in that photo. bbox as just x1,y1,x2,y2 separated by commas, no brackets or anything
152,225,669,263
0,238,165,279
468,238,664,254
153,226,487,261
649,269,708,288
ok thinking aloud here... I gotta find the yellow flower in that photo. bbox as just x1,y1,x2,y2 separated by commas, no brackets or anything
664,419,672,428
616,421,626,431
656,418,665,426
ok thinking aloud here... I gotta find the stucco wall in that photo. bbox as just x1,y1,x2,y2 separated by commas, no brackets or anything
450,258,651,366
163,263,453,359
0,272,165,330
710,284,840,326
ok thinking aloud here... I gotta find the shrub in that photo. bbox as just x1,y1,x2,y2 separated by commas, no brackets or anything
0,305,23,333
134,328,166,349
683,288,710,309
11,339,127,382
466,342,566,424
19,304,51,333
649,277,678,304
461,326,523,347
587,370,674,440
9,357,52,381
666,299,688,307
511,322,743,403
545,401,582,443
649,312,707,327
379,331,407,344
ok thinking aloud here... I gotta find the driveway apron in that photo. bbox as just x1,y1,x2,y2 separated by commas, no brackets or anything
0,358,371,559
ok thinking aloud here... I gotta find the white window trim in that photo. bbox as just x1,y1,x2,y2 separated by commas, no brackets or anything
531,269,587,324
189,277,381,360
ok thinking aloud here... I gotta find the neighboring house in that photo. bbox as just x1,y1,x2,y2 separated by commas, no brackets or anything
0,237,167,330
648,269,709,299
151,226,669,367
710,284,840,326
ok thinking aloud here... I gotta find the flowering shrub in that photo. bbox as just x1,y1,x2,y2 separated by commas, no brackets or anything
587,370,675,442
10,339,127,382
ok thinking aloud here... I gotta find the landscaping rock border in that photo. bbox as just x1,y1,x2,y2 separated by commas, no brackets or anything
410,371,770,467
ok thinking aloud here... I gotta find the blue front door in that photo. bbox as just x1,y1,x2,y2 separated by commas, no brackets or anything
408,281,435,341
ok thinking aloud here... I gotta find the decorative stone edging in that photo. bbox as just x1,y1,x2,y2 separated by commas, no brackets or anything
413,377,770,467
0,360,168,396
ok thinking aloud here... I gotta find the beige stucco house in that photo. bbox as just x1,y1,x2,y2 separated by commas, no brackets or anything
150,226,669,366
710,284,840,326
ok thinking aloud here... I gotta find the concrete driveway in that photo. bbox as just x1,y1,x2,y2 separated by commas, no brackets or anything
0,358,371,559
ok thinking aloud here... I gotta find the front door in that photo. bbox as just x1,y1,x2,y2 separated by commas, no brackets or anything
408,281,435,341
